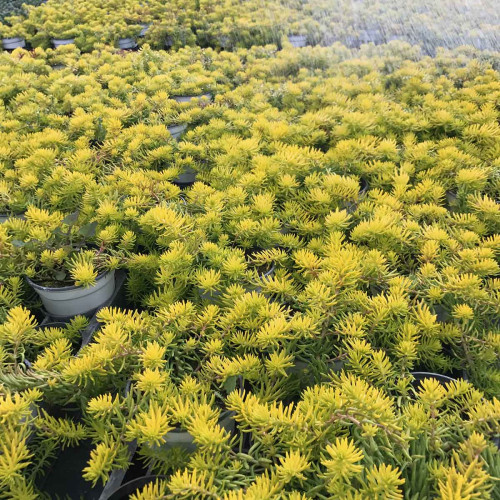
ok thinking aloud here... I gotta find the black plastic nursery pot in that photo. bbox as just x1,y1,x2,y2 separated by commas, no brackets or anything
36,320,68,329
117,37,138,50
51,38,75,48
167,122,188,141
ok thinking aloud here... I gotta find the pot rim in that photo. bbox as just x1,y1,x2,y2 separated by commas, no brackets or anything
26,270,113,292
410,371,457,384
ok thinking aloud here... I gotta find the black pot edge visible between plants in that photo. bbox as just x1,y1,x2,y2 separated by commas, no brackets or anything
104,475,167,500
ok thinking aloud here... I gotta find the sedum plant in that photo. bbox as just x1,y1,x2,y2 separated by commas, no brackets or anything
5,207,128,288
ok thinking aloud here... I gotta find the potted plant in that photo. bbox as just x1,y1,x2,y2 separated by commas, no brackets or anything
114,21,145,50
9,208,123,318
52,37,76,48
194,243,249,301
49,25,80,47
169,75,214,104
1,23,27,49
0,389,58,498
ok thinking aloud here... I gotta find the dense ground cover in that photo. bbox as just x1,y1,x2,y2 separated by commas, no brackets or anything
0,2,499,499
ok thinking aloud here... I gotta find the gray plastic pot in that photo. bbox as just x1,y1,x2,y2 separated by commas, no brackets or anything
52,39,75,47
2,37,26,50
288,34,307,47
171,93,212,103
117,38,137,50
173,166,197,185
27,270,116,318
167,123,187,141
